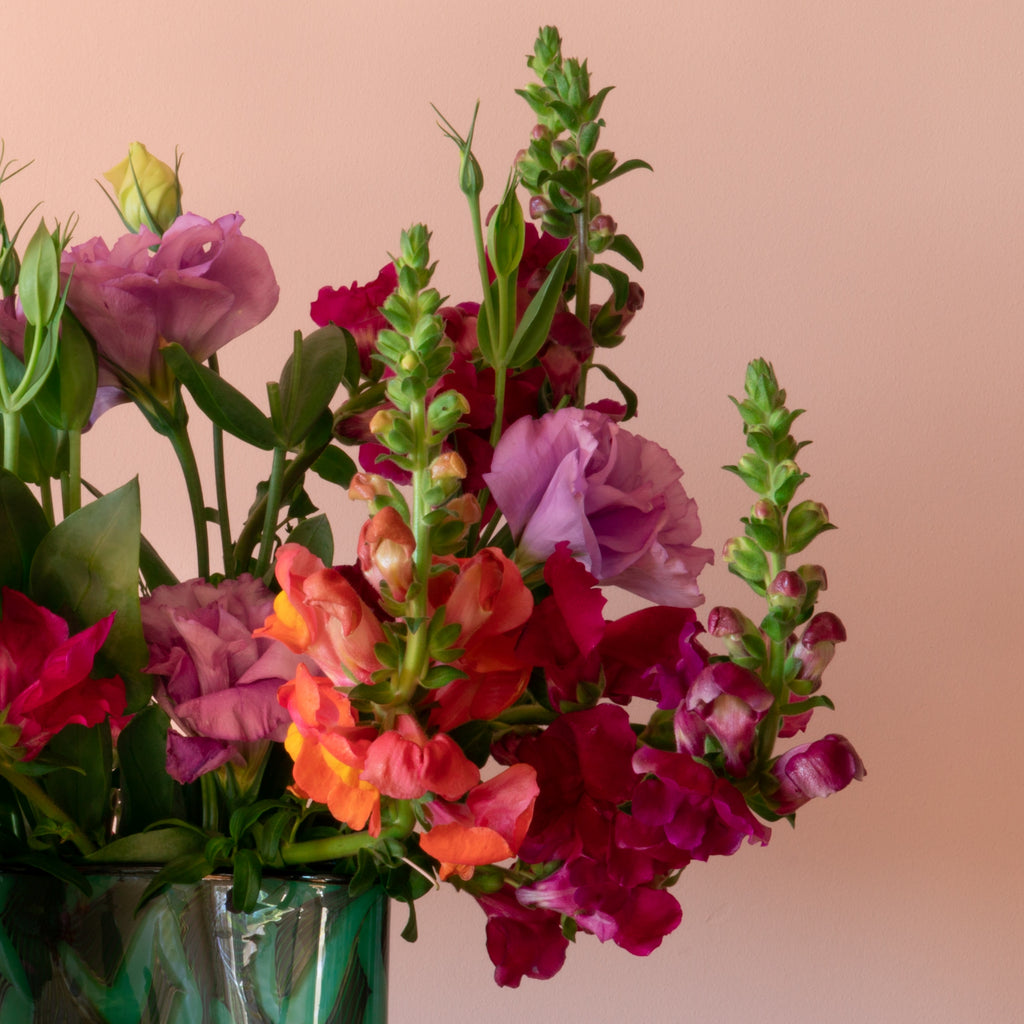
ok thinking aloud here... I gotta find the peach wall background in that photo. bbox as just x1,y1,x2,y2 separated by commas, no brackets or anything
5,1,1022,1021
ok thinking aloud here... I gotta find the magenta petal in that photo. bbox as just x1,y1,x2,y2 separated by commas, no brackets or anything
172,678,291,743
166,733,234,785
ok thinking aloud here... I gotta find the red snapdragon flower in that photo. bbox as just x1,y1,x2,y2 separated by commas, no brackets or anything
0,589,125,761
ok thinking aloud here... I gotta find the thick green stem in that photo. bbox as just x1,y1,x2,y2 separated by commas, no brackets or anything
396,397,433,700
254,446,288,580
208,355,235,577
0,762,96,856
1,410,17,473
573,193,592,407
167,421,210,579
63,428,82,516
279,802,415,866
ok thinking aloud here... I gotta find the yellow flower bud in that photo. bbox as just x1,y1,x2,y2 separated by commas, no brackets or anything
104,142,180,233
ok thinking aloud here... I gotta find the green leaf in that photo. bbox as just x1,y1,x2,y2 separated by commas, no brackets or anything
589,363,638,420
161,342,277,450
116,705,182,832
607,233,644,271
18,220,59,327
597,157,653,184
31,309,97,432
29,479,151,711
421,665,469,690
276,326,348,449
590,261,631,307
506,246,573,367
88,826,204,864
311,445,357,488
230,848,262,913
286,513,334,567
0,470,49,590
41,722,112,838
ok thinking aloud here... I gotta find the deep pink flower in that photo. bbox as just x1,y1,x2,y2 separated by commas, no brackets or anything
141,575,307,784
676,661,774,776
485,407,714,607
475,886,569,987
770,734,865,814
0,588,125,761
599,605,707,708
310,263,397,371
517,856,682,956
631,745,771,860
62,213,279,408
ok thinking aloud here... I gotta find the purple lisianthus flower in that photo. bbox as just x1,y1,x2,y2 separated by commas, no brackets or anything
769,734,865,815
484,407,713,607
141,574,311,785
62,212,278,412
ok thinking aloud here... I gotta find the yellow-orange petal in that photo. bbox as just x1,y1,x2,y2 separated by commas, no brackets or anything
256,591,312,652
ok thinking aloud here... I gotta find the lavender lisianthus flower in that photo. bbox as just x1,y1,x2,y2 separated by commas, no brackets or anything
141,574,311,785
484,407,713,607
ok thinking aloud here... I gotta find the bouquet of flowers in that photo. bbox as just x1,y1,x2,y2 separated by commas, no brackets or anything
0,26,863,987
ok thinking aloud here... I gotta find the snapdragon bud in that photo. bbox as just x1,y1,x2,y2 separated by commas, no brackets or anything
529,195,551,220
447,493,482,527
429,451,467,483
589,214,617,253
348,472,391,502
369,409,396,436
722,536,769,588
427,390,469,433
767,570,807,611
707,606,764,663
790,611,847,694
786,499,834,553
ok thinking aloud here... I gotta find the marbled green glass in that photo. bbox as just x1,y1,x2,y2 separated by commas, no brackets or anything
0,869,387,1023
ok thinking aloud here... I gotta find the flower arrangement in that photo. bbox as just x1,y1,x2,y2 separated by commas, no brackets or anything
0,26,863,987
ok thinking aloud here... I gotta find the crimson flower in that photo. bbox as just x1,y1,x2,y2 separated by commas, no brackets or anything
0,588,124,761
475,886,569,988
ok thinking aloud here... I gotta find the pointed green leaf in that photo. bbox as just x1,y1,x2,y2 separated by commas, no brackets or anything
506,246,572,368
287,513,334,566
311,445,357,488
161,342,277,450
18,219,59,327
116,705,182,832
29,479,151,711
590,261,631,307
590,363,638,420
276,326,348,448
41,722,112,838
597,157,653,184
607,233,644,271
0,470,49,590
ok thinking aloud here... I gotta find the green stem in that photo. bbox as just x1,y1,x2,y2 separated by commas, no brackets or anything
167,420,210,579
279,802,415,866
208,355,235,577
200,772,219,834
0,762,96,856
254,446,287,580
469,196,498,351
233,439,327,574
1,410,17,473
756,549,788,767
396,397,433,700
64,428,82,516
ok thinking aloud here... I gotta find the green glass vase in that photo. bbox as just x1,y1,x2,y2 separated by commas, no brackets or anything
0,868,388,1023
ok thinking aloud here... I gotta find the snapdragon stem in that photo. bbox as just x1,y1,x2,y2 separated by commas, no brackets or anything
756,550,788,767
574,193,592,407
167,421,210,579
0,763,96,857
279,802,415,866
397,397,432,700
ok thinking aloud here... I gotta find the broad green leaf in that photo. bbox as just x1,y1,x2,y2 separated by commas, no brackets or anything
287,513,333,567
608,232,644,271
41,722,112,839
276,326,348,449
0,470,49,590
596,157,653,184
590,363,638,420
311,445,356,488
116,705,182,832
32,309,97,431
87,826,204,864
230,848,262,913
161,342,277,450
506,246,572,367
29,479,151,711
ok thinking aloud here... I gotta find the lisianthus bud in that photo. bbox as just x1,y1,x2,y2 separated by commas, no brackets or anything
790,611,846,694
104,142,180,233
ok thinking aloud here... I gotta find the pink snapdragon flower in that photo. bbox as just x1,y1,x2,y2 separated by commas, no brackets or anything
62,213,278,410
0,588,124,761
770,734,865,814
141,574,307,784
485,407,713,607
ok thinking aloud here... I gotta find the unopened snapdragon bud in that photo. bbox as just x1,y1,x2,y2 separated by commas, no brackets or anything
529,195,551,220
722,536,769,587
790,611,847,694
348,472,391,502
447,493,482,527
430,451,467,482
369,409,396,436
767,570,807,610
707,606,764,663
588,213,617,253
427,390,470,433
786,499,835,554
